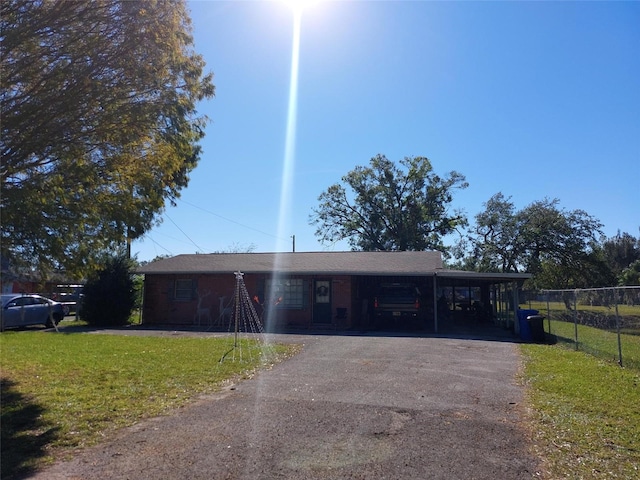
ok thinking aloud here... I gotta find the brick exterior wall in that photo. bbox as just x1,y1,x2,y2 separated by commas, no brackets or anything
141,273,357,330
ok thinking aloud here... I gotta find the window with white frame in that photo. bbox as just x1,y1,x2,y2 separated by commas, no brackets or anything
265,278,304,309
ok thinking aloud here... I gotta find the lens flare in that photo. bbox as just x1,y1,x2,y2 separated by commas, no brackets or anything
265,7,304,332
281,0,320,16
274,10,301,254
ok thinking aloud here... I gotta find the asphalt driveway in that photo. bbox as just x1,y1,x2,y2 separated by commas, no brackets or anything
30,332,541,479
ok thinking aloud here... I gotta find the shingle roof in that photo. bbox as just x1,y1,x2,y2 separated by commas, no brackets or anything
137,251,444,276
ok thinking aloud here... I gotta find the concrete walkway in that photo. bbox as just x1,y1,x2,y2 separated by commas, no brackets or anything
31,332,541,479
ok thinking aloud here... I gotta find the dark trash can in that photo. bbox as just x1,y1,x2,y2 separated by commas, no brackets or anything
527,314,546,343
517,309,538,342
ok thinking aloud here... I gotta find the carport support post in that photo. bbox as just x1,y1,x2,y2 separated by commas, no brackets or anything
432,273,438,333
512,281,519,335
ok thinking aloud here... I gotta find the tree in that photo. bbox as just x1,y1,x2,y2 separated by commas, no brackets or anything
602,231,640,281
460,193,520,272
213,242,257,254
619,260,640,286
533,246,615,289
81,252,137,326
462,194,605,288
1,0,215,277
518,198,603,278
310,155,468,252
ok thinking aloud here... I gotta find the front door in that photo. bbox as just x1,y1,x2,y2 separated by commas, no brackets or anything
312,280,332,324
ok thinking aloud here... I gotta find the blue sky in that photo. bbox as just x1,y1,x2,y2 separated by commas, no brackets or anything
133,0,639,262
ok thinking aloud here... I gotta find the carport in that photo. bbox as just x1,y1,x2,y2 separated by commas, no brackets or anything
351,270,531,335
431,271,532,335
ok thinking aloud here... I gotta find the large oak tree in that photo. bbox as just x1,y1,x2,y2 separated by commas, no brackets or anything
460,193,610,288
1,0,214,276
310,155,468,253
602,232,640,280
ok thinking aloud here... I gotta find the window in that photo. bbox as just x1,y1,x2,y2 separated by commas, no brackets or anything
8,297,33,307
265,278,304,309
174,279,193,300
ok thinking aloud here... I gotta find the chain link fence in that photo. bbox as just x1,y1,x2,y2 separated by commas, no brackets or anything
522,286,640,369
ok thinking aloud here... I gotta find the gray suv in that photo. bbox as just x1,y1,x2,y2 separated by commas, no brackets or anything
373,283,423,326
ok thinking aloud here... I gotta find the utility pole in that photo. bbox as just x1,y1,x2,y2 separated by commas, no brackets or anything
291,234,296,253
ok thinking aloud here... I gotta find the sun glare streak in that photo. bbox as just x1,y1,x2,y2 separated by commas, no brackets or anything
247,9,308,471
274,11,301,254
282,0,319,16
263,9,303,334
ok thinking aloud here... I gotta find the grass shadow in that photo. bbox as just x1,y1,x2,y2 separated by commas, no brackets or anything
1,377,60,479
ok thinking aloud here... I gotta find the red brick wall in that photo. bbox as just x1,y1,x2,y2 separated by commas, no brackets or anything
141,273,358,330
142,273,240,326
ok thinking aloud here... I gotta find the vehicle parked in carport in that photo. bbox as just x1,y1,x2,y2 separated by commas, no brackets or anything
55,292,83,315
0,294,65,330
373,283,424,327
51,284,85,316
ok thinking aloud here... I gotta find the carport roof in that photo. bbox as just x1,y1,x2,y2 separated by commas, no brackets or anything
138,251,444,276
435,269,532,285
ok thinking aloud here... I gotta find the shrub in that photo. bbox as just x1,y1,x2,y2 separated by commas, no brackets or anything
81,253,137,326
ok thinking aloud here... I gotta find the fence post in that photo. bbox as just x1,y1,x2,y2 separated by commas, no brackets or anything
545,292,551,336
614,288,623,367
573,290,579,351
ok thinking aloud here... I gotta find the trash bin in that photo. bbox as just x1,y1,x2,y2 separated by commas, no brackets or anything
517,309,538,342
527,314,546,343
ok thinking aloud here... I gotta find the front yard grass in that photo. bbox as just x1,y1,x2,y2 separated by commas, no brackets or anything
521,343,640,479
1,330,298,479
4,328,639,480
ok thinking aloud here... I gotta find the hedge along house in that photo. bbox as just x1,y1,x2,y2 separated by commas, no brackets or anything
138,251,532,334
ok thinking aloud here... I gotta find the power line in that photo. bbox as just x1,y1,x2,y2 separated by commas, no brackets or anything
146,236,173,256
177,198,287,241
165,213,205,253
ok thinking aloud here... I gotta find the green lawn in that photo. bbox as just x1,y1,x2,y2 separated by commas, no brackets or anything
1,330,297,479
520,343,640,479
547,319,640,370
3,328,639,480
520,300,640,369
